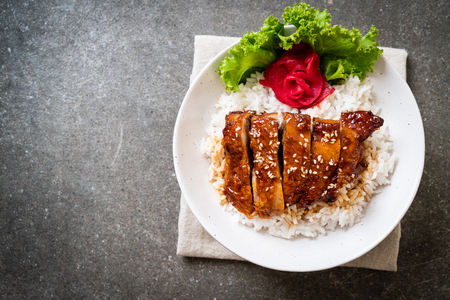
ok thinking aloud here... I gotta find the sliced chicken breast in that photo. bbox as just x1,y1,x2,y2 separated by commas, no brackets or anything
282,113,312,206
222,111,256,218
298,118,340,207
337,111,384,188
249,113,284,218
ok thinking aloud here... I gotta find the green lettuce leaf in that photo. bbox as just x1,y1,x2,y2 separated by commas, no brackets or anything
314,25,383,84
279,3,331,49
218,16,283,92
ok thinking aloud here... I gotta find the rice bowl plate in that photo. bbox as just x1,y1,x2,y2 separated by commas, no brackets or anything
173,41,424,271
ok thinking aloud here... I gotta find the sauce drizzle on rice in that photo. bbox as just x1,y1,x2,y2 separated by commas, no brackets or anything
201,73,396,239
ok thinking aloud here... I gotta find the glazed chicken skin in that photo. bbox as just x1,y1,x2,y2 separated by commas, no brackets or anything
249,113,284,218
337,111,384,188
281,113,312,206
297,118,341,208
222,111,256,218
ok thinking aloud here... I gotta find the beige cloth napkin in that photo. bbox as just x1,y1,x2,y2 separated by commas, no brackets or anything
178,35,408,271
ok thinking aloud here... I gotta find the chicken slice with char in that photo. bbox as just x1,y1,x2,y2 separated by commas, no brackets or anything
298,118,341,208
282,113,312,206
222,111,256,219
337,111,384,188
250,113,284,218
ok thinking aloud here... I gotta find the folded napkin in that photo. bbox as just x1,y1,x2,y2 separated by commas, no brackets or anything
178,35,408,271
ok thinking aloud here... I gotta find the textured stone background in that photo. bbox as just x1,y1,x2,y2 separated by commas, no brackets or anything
1,0,449,298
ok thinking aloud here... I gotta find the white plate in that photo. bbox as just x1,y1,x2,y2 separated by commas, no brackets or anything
173,42,425,272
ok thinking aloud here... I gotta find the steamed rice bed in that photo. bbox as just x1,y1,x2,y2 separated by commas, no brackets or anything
201,72,396,239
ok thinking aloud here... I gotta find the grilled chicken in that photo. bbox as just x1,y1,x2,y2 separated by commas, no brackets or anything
221,110,384,218
249,113,284,218
222,111,256,218
298,118,341,208
282,113,312,206
337,111,384,188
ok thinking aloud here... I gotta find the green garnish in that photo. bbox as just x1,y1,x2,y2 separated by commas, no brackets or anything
218,3,383,92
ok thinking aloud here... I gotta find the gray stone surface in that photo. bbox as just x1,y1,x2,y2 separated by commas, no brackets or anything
0,0,448,298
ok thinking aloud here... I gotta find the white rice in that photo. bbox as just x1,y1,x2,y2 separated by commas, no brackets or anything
201,72,396,239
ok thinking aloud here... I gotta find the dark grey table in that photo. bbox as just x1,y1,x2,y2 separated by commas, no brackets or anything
1,0,448,298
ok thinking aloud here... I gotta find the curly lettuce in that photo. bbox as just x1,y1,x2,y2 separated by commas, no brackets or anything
307,25,383,84
218,2,383,92
218,16,283,92
278,3,331,49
